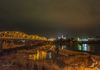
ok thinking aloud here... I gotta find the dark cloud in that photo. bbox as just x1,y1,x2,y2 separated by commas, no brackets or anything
0,0,100,36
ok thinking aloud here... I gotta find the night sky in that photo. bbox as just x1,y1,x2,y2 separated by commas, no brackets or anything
0,0,100,37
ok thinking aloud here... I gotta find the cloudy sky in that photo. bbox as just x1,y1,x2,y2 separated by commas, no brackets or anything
0,0,100,37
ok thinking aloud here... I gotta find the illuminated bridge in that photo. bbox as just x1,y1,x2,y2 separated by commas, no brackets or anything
0,31,48,49
0,31,47,40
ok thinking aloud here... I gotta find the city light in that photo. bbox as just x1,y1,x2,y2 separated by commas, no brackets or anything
77,37,88,41
48,38,56,41
0,0,100,69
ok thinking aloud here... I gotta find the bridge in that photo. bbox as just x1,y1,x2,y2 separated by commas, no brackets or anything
0,31,47,40
0,31,48,49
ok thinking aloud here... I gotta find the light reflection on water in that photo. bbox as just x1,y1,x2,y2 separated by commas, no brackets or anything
0,44,100,70
28,50,52,61
27,44,99,61
59,44,96,53
24,44,100,70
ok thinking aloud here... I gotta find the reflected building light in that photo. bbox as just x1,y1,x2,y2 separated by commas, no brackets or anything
78,44,82,51
42,51,47,59
29,50,47,61
36,50,39,60
83,44,88,51
78,44,90,52
82,44,90,52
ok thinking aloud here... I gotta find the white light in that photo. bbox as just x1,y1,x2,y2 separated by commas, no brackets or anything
58,37,61,39
77,38,88,41
63,37,66,39
83,44,88,51
48,38,56,41
78,44,82,50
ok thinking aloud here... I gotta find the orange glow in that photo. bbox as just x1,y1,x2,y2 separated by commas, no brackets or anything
29,50,47,61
